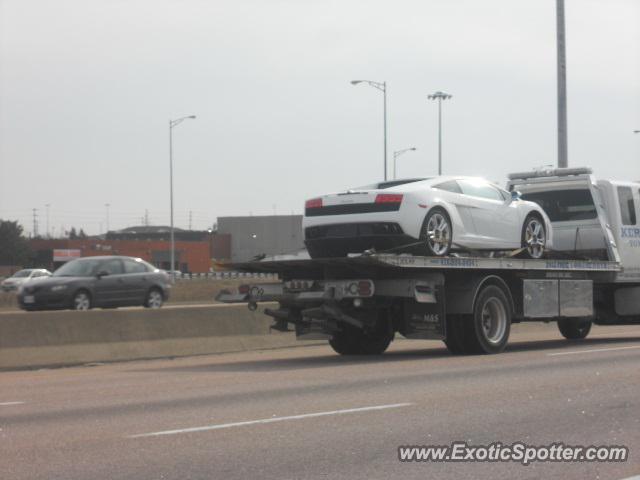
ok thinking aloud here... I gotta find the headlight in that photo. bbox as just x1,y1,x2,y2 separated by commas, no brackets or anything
51,285,68,292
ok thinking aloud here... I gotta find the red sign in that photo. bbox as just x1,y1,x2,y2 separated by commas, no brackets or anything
53,249,81,262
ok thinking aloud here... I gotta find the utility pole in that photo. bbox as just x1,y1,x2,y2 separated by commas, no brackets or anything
104,203,111,233
189,210,193,230
144,209,149,226
45,204,50,238
32,208,38,238
556,0,568,168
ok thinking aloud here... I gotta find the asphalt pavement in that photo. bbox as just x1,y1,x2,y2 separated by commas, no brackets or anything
2,322,639,480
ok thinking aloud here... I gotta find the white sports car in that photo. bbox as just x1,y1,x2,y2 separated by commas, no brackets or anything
303,176,553,259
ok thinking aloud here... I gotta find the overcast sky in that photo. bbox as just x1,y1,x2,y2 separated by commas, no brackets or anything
1,0,638,236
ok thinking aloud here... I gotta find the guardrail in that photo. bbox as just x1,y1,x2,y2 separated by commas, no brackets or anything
174,272,278,281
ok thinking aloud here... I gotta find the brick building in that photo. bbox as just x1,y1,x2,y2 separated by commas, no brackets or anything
29,238,212,273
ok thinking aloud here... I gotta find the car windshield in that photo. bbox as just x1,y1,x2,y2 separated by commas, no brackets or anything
12,270,32,278
53,259,103,277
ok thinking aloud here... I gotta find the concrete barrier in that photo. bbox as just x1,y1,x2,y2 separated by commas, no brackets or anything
0,304,321,370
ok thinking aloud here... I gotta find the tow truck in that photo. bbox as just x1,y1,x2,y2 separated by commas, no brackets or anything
217,168,640,355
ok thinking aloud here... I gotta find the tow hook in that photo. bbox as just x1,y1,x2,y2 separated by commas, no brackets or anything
248,301,258,311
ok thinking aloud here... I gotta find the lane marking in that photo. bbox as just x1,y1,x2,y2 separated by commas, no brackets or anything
129,402,413,438
548,345,640,357
0,401,25,406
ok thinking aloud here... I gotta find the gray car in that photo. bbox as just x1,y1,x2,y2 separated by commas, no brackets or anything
17,256,171,311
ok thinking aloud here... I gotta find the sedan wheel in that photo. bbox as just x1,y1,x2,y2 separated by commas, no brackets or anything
145,289,164,308
424,210,452,256
73,291,91,311
522,215,546,259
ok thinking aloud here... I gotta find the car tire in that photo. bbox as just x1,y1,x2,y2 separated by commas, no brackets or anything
558,318,592,340
144,288,164,309
72,290,92,311
462,285,512,354
422,208,452,257
521,213,546,259
329,325,393,355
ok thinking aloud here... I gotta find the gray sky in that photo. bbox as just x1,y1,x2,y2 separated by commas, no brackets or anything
1,0,638,236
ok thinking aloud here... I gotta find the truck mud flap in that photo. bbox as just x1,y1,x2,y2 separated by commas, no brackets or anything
401,287,446,340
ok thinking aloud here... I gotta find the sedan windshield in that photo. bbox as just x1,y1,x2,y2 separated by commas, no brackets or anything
12,270,33,278
53,259,103,277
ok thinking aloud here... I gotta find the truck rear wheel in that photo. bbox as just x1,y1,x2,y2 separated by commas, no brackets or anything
329,325,393,355
463,285,512,354
558,318,592,340
444,314,467,354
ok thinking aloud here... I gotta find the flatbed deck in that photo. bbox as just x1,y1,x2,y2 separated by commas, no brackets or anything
227,254,621,277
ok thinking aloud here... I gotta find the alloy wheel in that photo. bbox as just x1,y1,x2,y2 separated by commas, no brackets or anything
426,212,451,256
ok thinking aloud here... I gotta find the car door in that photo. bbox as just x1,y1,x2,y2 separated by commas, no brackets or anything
430,180,481,242
457,179,521,248
121,258,151,305
93,258,127,306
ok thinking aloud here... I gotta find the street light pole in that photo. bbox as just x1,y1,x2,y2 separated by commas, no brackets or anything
393,147,417,179
556,0,568,168
427,91,452,175
169,115,196,277
351,80,388,180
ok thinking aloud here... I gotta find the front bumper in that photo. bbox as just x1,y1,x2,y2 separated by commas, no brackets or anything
18,291,71,310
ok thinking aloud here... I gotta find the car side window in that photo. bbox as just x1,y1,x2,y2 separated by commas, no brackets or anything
123,259,148,274
618,186,636,225
458,180,504,201
101,259,124,275
432,180,462,194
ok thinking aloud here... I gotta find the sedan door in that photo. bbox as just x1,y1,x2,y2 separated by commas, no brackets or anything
121,258,152,305
93,258,128,306
457,179,521,248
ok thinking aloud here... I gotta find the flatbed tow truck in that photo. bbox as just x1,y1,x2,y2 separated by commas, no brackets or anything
217,169,640,355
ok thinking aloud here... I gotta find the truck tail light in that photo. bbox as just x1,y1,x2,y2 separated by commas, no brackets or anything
375,194,403,204
357,280,372,296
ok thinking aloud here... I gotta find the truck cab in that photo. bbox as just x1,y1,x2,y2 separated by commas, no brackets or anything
508,168,640,272
508,168,640,321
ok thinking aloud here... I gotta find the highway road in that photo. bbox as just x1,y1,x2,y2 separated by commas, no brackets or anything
2,323,640,480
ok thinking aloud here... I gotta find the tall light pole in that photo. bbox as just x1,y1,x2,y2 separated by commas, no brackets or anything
104,203,110,233
427,91,452,176
393,147,417,179
351,80,388,180
169,115,196,276
556,0,568,168
45,204,51,238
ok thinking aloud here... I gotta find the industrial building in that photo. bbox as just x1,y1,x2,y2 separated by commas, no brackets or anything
25,215,306,272
216,215,304,263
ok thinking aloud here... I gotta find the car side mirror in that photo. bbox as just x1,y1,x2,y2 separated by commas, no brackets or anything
510,190,521,202
96,271,109,279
